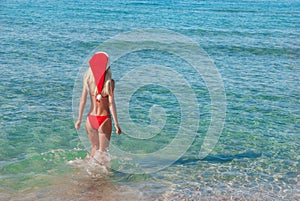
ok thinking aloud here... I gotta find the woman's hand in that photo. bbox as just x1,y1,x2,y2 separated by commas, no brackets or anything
115,125,122,135
75,120,81,130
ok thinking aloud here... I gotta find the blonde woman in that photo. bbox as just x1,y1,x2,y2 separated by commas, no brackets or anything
75,52,121,159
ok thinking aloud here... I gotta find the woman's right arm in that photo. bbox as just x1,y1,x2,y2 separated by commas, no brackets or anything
75,84,88,130
108,80,122,135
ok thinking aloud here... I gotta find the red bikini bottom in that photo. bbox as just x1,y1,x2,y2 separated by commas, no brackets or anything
88,114,110,130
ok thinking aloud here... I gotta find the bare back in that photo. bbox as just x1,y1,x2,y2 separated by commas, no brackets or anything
86,80,113,116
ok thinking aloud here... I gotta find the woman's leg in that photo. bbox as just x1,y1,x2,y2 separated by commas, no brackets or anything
86,118,99,157
98,118,112,153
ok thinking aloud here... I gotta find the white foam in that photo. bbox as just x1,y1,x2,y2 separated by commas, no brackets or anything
68,151,113,178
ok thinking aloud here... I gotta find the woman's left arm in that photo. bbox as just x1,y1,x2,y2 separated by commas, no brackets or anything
108,80,122,135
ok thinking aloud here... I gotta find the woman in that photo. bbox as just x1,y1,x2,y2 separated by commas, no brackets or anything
75,52,121,159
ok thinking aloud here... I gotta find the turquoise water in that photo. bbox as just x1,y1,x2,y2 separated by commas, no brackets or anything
1,0,299,200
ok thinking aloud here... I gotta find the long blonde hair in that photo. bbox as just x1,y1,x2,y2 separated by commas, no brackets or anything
84,67,112,96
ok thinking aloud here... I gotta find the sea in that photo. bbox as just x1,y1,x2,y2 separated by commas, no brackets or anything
1,0,299,200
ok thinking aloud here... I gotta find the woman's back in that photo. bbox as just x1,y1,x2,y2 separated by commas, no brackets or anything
86,81,111,116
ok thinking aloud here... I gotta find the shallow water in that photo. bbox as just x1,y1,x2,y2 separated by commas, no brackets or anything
1,0,299,200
